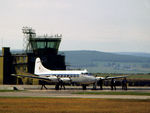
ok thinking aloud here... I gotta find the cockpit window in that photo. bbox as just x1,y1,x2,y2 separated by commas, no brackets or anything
88,73,92,76
82,73,92,76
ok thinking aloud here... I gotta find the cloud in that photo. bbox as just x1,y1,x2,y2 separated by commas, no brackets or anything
0,0,150,52
144,0,150,9
16,0,72,9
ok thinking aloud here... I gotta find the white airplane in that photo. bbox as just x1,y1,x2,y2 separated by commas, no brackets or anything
13,58,127,90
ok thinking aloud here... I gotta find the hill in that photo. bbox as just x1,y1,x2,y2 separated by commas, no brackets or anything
63,50,150,63
63,50,150,73
1,50,150,73
114,52,150,58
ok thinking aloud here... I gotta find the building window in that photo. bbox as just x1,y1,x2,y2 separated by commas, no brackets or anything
23,66,27,72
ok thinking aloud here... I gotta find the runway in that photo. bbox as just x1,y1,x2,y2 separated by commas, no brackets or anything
0,85,150,99
0,90,150,99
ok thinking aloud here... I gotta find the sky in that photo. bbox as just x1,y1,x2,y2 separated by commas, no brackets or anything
0,0,150,53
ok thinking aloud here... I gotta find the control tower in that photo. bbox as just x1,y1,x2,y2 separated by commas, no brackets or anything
0,27,66,85
22,27,66,73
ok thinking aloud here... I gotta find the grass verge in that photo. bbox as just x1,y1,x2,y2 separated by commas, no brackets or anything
0,90,23,92
73,91,150,96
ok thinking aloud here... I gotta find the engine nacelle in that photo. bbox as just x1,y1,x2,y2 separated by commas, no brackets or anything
59,78,71,83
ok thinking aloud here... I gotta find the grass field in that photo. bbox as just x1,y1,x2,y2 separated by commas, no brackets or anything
95,73,150,79
73,91,150,96
127,74,150,79
0,90,22,92
88,62,150,73
0,98,150,113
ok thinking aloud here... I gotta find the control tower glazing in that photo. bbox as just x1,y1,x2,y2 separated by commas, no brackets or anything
22,27,62,55
30,37,61,55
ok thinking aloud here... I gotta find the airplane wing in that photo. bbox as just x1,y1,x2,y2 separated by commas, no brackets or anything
11,74,56,81
96,75,128,80
11,74,71,83
106,75,128,79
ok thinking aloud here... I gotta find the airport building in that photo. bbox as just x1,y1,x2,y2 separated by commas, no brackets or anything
0,27,66,85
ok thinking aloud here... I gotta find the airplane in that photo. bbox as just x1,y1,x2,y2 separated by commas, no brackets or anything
12,57,128,90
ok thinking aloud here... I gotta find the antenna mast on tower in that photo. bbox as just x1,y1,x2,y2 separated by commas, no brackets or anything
22,27,36,53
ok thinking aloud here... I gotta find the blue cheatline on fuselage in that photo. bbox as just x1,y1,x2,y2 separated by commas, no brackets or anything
37,73,93,77
38,74,80,77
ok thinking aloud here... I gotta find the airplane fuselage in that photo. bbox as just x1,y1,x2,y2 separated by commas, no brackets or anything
34,57,96,85
37,74,96,85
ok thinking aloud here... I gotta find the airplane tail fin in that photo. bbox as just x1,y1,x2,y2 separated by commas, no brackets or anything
34,57,51,75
